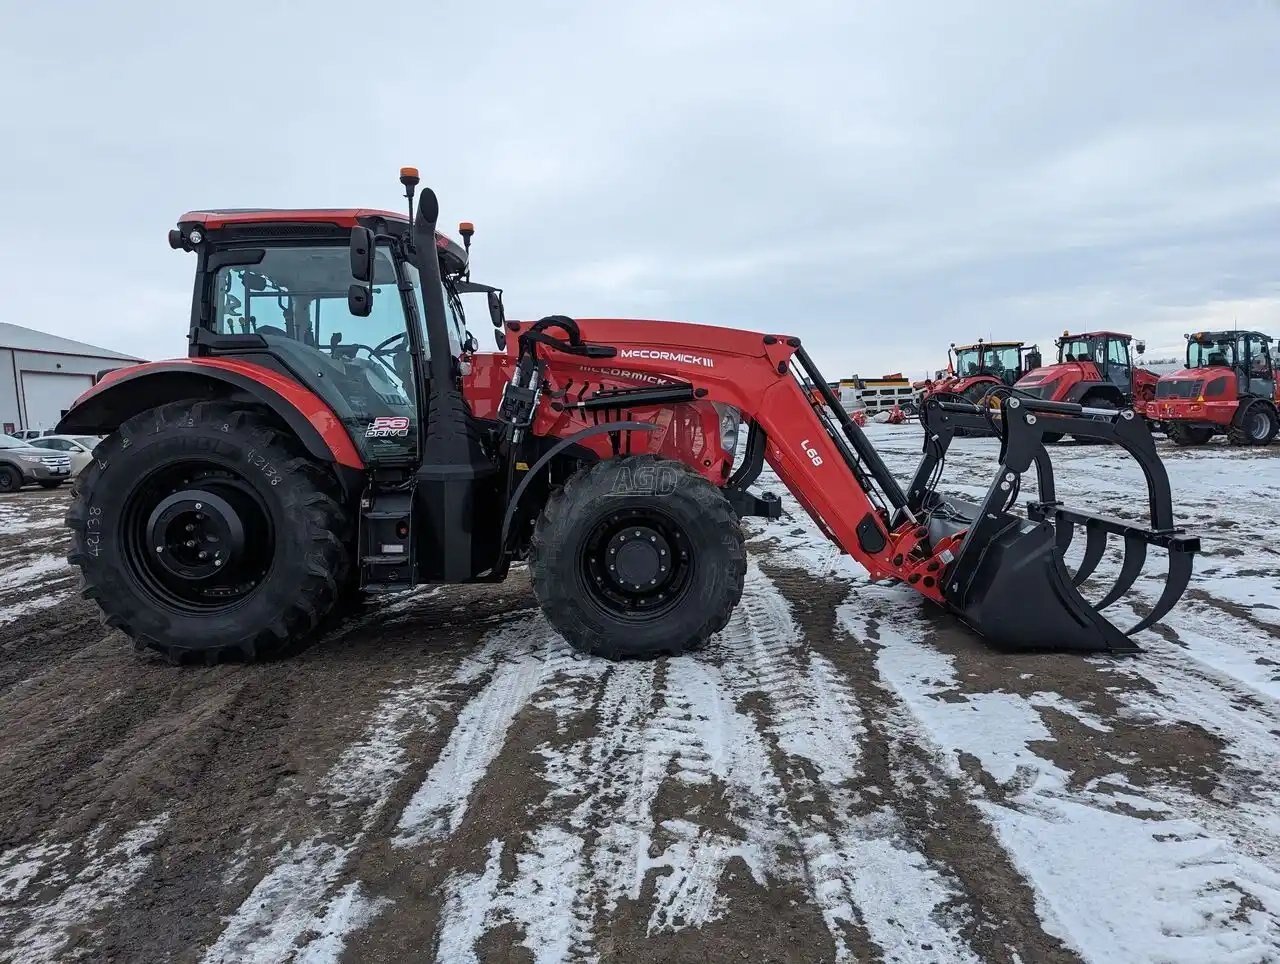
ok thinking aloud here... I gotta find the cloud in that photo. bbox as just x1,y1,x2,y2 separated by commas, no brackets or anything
1,1,1278,383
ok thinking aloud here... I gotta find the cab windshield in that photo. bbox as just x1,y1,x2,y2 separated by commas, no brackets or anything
953,345,1020,377
1059,337,1104,365
1188,338,1236,369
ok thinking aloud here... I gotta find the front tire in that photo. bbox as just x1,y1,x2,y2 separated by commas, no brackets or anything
1166,422,1213,447
1228,402,1278,446
0,466,23,493
531,456,746,659
66,401,351,663
39,480,65,489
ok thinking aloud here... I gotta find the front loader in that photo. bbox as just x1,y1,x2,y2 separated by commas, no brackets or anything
59,169,1198,664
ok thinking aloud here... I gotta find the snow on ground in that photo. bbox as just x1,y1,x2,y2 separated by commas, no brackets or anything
0,429,1278,962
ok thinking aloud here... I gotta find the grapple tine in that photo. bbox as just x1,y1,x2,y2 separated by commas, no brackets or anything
1054,517,1074,554
1126,541,1197,636
1093,533,1147,611
1072,521,1108,587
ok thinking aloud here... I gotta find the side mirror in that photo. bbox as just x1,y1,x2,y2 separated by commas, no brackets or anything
487,290,505,329
1026,349,1042,370
348,284,372,317
1135,340,1146,356
349,226,375,283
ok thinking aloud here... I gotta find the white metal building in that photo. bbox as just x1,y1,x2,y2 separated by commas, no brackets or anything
0,323,145,435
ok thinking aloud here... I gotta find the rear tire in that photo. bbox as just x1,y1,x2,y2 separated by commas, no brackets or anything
66,401,352,663
1166,422,1214,447
1228,402,1278,446
531,455,746,659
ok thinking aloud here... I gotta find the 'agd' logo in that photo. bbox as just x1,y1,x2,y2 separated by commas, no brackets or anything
366,416,411,438
609,462,680,497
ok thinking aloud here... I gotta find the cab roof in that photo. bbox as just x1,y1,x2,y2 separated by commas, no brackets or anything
175,208,467,266
178,208,408,228
953,341,1025,350
1189,330,1271,342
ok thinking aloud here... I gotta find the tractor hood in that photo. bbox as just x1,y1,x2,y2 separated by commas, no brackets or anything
1015,360,1099,389
1161,367,1218,382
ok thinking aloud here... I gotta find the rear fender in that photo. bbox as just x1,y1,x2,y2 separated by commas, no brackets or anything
1065,381,1123,406
57,359,364,469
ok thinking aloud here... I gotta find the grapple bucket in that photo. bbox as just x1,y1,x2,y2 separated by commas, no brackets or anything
909,396,1199,653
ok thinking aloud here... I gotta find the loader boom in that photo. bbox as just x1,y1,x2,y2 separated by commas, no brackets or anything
517,317,1199,650
515,318,921,581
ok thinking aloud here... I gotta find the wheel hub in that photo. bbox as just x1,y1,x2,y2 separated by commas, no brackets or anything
1251,411,1269,440
145,489,244,582
608,526,671,591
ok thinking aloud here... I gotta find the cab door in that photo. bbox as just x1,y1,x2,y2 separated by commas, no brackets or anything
1104,337,1132,391
211,243,421,464
1241,333,1275,399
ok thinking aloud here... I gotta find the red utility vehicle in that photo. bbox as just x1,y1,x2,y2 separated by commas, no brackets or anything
1148,330,1279,446
57,171,1197,664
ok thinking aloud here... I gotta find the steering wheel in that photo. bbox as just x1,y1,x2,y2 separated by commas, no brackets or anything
370,332,407,358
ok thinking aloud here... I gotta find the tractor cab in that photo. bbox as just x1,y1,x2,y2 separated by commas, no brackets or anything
1054,331,1141,390
949,340,1039,386
1178,330,1276,399
169,204,497,470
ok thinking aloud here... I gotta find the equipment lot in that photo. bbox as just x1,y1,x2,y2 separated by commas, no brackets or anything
0,425,1277,963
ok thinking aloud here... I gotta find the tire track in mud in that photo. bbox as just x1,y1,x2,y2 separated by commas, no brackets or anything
0,566,538,963
758,560,1079,964
774,552,1280,962
414,565,995,963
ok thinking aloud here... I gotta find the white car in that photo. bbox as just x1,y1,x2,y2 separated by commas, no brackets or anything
28,435,102,476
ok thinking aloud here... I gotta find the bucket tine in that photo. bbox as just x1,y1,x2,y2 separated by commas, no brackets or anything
1071,521,1108,587
1127,541,1196,635
1093,533,1147,611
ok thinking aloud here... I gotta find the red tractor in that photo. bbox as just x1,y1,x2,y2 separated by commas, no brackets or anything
1148,330,1279,446
57,170,1198,664
1013,331,1159,440
917,340,1042,407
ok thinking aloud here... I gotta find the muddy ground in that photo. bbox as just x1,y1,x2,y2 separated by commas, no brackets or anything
0,426,1277,963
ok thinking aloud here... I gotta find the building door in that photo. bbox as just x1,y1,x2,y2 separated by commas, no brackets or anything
20,371,94,431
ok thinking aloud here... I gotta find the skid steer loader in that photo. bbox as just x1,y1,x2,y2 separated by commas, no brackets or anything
58,169,1199,663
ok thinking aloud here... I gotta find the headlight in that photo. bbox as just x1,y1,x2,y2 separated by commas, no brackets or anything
19,455,43,463
712,403,741,454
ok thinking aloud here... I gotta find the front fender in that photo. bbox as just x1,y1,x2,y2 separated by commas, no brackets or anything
58,359,364,469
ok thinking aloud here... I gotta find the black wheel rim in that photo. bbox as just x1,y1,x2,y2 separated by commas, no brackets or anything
0,472,14,492
121,461,275,615
580,508,694,622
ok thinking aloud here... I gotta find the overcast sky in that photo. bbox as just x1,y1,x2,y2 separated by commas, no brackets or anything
3,1,1278,377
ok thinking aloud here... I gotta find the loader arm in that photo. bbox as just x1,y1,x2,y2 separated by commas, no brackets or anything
516,318,1199,652
518,318,919,584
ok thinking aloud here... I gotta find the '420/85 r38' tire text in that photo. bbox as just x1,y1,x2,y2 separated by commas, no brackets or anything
66,401,351,664
531,455,746,659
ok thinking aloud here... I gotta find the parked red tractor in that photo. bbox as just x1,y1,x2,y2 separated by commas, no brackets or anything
916,340,1042,407
1013,331,1159,441
57,170,1198,664
1147,330,1279,446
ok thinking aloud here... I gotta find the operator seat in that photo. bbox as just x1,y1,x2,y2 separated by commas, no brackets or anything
1207,350,1228,367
